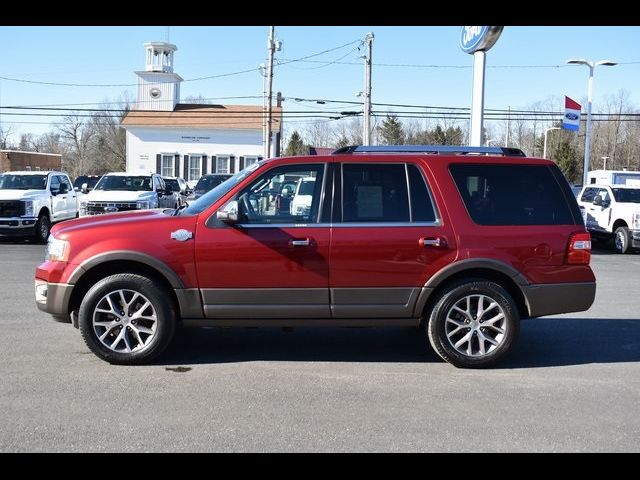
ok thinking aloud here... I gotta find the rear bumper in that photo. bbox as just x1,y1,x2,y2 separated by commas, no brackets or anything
522,282,596,318
35,280,73,322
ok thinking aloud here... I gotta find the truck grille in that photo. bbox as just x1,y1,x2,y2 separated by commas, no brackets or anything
86,202,138,215
0,201,25,217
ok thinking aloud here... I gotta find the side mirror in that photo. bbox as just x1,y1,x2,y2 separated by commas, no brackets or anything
216,201,239,224
81,183,89,194
593,196,603,206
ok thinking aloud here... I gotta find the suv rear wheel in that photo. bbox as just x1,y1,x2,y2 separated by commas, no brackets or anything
78,273,176,365
426,279,519,368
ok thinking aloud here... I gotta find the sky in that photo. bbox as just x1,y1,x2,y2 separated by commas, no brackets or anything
0,25,639,140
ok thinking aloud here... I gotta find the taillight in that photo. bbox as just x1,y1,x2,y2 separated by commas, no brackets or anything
566,232,592,265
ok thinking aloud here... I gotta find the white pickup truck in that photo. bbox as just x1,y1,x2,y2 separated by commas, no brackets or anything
0,171,79,242
79,172,176,216
577,184,640,254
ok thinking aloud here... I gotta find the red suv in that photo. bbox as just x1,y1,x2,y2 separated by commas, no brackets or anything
35,145,596,368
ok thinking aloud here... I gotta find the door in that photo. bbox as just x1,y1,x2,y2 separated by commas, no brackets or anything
585,187,610,233
60,175,77,219
48,175,66,221
195,162,331,319
329,162,457,318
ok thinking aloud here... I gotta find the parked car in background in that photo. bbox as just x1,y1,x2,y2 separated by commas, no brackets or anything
163,176,190,208
79,172,175,216
36,145,596,368
189,174,232,200
577,184,640,253
290,176,316,216
0,170,78,242
73,175,101,193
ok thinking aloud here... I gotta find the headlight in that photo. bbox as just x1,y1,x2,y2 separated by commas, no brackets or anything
46,236,70,262
23,200,34,217
137,201,150,210
632,212,640,230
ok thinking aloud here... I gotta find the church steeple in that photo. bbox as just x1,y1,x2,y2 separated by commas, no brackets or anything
135,41,182,111
144,41,176,73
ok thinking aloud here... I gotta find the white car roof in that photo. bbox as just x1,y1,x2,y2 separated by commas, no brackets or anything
102,172,154,177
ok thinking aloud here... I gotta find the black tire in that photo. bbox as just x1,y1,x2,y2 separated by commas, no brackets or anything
426,279,519,368
78,273,177,365
613,226,631,254
34,213,51,243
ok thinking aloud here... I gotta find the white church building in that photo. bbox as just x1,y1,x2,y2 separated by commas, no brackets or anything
122,41,281,185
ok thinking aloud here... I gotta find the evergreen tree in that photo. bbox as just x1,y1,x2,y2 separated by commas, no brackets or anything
284,130,307,156
377,115,405,145
554,139,581,184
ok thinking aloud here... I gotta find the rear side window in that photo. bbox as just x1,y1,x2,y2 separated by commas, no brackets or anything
408,164,437,222
449,164,575,225
342,164,409,222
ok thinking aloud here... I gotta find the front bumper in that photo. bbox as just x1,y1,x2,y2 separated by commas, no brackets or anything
522,282,596,318
0,217,37,235
35,279,73,322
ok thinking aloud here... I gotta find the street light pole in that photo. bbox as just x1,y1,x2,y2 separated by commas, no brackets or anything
543,127,561,159
566,58,617,185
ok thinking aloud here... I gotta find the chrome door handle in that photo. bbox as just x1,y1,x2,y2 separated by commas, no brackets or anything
419,236,447,248
289,238,311,247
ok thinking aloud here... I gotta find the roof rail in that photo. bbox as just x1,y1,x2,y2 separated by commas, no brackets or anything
332,145,526,157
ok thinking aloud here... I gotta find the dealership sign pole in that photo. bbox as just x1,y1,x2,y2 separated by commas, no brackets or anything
460,26,504,146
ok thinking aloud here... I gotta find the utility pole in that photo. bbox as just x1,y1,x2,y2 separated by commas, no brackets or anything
274,92,282,157
363,32,374,145
265,26,281,159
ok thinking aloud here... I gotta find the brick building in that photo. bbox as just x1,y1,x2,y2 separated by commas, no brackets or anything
1,150,63,173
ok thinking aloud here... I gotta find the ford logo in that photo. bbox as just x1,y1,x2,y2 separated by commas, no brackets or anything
460,26,504,54
104,206,118,213
565,112,580,120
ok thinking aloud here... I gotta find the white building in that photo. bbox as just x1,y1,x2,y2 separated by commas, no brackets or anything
122,41,281,186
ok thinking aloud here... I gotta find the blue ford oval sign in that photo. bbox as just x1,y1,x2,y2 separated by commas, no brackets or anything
565,112,580,121
460,26,504,54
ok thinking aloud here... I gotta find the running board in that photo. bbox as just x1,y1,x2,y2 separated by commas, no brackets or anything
181,318,420,327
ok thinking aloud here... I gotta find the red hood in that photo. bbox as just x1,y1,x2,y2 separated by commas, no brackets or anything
51,209,175,237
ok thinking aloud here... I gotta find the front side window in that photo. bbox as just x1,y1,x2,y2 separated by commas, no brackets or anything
220,164,325,225
342,163,410,222
217,155,230,174
188,155,202,182
161,155,174,178
450,164,575,225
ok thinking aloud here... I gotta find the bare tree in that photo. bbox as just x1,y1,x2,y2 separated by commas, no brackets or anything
0,125,16,149
56,113,96,179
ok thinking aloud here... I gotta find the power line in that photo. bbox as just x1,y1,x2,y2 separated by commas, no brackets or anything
0,40,364,88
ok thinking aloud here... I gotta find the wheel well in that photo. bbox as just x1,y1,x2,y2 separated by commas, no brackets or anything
420,268,529,322
68,260,180,319
38,207,50,220
612,219,628,231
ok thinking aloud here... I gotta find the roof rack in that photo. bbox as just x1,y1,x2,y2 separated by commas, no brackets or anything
332,145,526,157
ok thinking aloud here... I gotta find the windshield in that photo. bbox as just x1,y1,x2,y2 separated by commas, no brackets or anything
298,180,316,196
612,188,640,203
164,179,180,191
95,175,152,191
195,175,231,191
181,161,266,215
0,174,47,190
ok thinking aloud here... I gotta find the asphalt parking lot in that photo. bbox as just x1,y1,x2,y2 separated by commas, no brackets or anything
0,237,638,452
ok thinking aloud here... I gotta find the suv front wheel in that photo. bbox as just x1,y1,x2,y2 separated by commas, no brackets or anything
426,279,519,368
78,273,177,365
